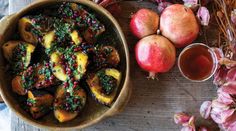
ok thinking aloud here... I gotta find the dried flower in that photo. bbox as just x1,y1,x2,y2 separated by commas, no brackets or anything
197,6,210,26
174,112,191,125
221,82,236,95
219,58,236,69
200,101,212,119
217,88,233,105
213,66,228,86
226,67,236,82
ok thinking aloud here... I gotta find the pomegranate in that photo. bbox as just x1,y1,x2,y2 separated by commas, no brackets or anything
160,4,199,48
130,9,159,39
135,35,176,78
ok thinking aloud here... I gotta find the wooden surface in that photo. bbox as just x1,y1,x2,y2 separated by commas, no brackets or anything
9,0,219,131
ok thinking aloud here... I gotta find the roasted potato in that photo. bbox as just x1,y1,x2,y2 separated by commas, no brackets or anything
11,76,27,95
50,52,67,81
74,52,88,80
101,46,120,67
18,17,38,44
70,30,82,45
54,86,87,122
87,68,121,106
35,64,57,89
28,90,54,119
2,41,35,64
42,30,55,49
83,27,105,44
50,51,88,81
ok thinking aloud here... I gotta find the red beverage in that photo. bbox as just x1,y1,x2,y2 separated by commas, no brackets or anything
178,43,217,81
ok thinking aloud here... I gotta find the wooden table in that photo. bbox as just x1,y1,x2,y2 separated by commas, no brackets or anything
9,0,219,130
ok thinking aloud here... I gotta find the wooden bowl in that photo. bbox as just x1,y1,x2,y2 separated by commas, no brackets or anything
0,0,131,130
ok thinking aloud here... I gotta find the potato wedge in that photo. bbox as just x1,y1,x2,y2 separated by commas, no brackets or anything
70,30,82,45
50,52,67,81
101,46,120,67
87,68,121,106
11,76,27,95
18,17,38,44
2,41,35,64
28,90,53,119
54,86,87,122
42,30,55,49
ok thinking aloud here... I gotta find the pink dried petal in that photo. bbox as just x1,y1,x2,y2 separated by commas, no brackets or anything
231,9,236,25
217,88,233,105
226,67,236,82
221,109,235,123
213,66,229,86
187,116,196,129
197,6,210,26
222,82,236,95
174,112,191,125
157,2,173,14
211,99,229,110
200,101,212,119
181,126,196,131
219,58,236,69
222,113,236,130
211,47,224,61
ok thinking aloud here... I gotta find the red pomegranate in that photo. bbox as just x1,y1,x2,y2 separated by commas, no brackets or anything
135,35,176,78
160,4,199,48
130,8,159,39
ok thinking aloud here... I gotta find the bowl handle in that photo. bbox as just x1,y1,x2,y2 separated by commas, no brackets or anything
0,14,15,103
106,79,132,117
0,14,15,39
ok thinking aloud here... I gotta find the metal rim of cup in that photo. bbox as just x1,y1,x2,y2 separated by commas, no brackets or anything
177,43,218,82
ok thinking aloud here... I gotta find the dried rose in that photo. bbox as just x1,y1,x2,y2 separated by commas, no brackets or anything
219,58,236,69
174,112,191,125
231,9,236,25
222,82,236,95
213,66,228,86
197,6,210,26
217,88,233,105
221,113,236,130
200,101,212,119
226,67,236,82
211,47,224,61
157,2,173,13
211,99,229,109
220,109,235,123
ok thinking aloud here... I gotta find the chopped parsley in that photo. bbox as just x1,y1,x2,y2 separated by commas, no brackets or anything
97,70,117,95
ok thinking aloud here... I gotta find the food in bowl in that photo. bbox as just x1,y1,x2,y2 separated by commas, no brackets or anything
2,2,122,122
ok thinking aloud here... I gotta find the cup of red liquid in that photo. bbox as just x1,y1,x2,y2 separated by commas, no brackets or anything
178,43,218,82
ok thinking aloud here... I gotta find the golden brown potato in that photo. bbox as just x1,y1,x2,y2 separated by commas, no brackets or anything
70,30,82,45
101,46,120,67
28,90,54,119
18,17,38,44
87,68,121,106
34,64,56,89
54,86,87,122
50,51,88,81
2,41,35,64
42,30,55,49
11,76,27,95
50,52,67,81
83,27,105,44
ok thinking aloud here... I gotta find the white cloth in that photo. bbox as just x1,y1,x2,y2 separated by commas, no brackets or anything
0,104,10,131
